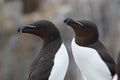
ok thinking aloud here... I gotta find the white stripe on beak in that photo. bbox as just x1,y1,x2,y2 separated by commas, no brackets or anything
19,26,24,33
19,25,36,33
73,20,83,26
65,19,70,24
26,25,36,27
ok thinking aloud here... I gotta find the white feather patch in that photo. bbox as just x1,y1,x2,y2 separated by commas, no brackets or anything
72,38,112,80
112,74,118,80
49,44,69,80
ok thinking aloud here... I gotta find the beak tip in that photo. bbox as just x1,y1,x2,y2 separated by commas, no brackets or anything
64,18,72,24
17,26,25,33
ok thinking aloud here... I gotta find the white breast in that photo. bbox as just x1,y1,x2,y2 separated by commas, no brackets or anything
112,74,118,80
72,38,112,80
49,43,69,80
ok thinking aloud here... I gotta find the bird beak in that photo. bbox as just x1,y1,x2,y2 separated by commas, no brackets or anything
18,25,36,33
73,20,83,26
64,18,83,26
64,18,72,24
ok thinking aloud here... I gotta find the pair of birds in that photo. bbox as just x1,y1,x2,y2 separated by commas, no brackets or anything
18,18,119,80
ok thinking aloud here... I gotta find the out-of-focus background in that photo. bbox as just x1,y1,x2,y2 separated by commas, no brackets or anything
0,0,120,80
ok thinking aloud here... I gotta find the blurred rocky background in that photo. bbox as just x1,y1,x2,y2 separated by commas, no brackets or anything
0,0,120,80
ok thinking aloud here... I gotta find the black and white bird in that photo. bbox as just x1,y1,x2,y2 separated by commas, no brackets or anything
64,18,116,80
18,20,69,80
115,52,120,80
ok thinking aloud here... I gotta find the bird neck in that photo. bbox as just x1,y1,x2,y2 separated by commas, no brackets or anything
42,33,61,45
40,36,62,60
75,35,98,46
30,37,62,79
